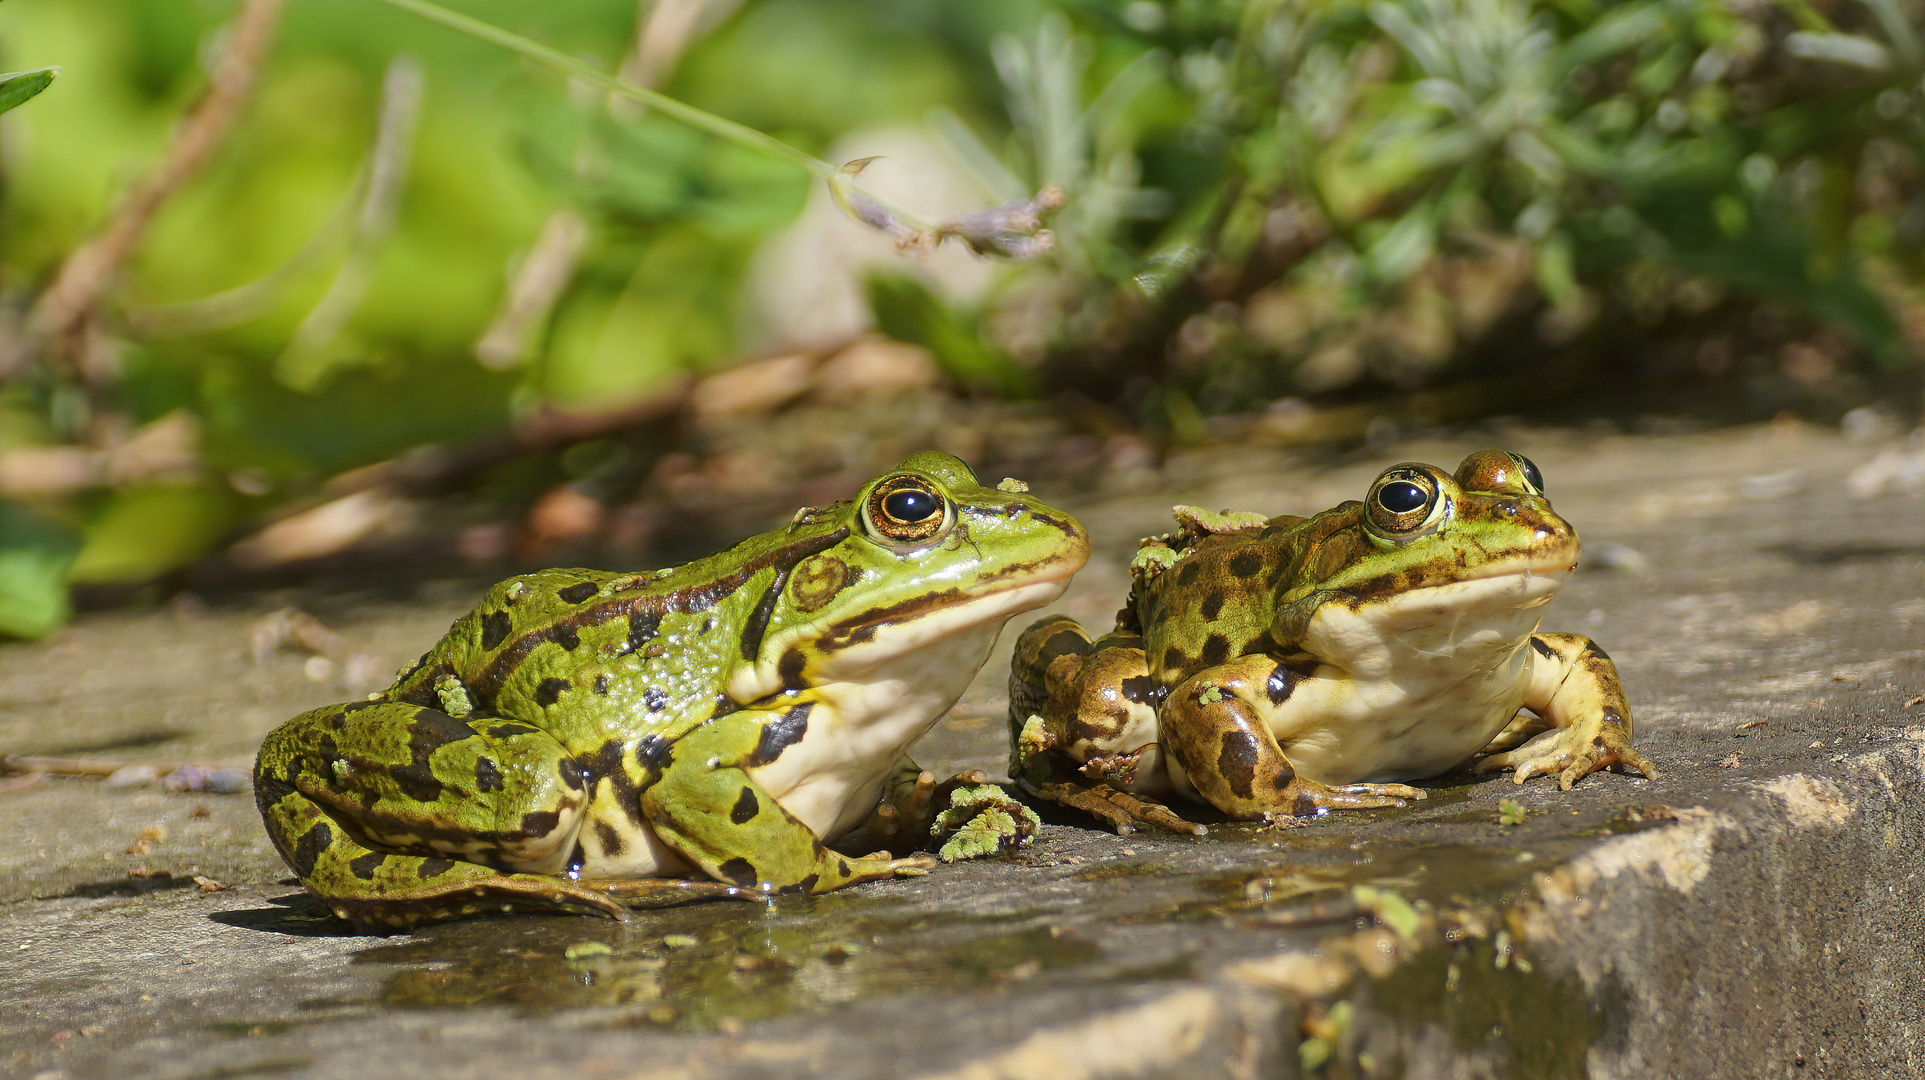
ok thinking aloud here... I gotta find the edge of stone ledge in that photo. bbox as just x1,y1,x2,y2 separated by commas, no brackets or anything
1210,729,1925,1080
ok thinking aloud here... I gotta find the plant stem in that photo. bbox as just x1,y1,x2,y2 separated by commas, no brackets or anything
363,0,941,230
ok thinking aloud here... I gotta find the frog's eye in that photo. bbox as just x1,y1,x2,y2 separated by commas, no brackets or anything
1514,454,1545,495
1454,448,1544,498
1377,482,1426,514
1364,467,1446,538
862,475,953,547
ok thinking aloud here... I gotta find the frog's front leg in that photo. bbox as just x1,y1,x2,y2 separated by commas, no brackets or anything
1006,615,1203,835
640,702,935,894
1161,658,1426,823
1475,634,1660,789
255,701,745,932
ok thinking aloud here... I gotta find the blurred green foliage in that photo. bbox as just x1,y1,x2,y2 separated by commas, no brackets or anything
1001,0,1925,411
0,0,1920,638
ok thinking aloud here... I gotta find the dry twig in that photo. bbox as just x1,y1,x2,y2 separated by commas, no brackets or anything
0,753,249,793
20,0,285,382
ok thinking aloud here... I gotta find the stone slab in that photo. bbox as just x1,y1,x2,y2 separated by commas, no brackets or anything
3,423,1923,1080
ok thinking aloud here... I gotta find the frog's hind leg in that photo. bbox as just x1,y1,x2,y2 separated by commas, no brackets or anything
1006,613,1095,776
1478,710,1552,755
255,700,704,932
1007,617,1203,835
1162,659,1425,823
256,783,630,932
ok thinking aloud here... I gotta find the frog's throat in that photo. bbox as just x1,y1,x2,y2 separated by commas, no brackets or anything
726,574,1075,704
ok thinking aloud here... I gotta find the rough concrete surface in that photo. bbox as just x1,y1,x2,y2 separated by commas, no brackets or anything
3,423,1923,1080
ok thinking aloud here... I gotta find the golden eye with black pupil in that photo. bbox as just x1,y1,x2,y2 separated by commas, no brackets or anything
863,475,951,545
1364,467,1442,537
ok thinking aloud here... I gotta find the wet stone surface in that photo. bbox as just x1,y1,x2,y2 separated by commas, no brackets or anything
4,424,1925,1080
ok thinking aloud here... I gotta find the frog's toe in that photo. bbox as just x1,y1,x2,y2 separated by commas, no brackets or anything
1500,754,1566,785
587,877,755,910
1311,782,1426,810
1038,778,1207,836
890,854,939,875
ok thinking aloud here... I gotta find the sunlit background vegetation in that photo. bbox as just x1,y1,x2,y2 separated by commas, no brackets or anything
1,0,1921,639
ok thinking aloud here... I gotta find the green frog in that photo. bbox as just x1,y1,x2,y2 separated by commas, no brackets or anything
256,452,1088,931
1008,448,1657,833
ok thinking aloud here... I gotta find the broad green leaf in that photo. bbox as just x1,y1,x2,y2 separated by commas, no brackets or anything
0,67,56,115
0,500,79,640
68,483,239,585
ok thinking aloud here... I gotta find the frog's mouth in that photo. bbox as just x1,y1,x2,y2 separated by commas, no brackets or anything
1356,554,1574,627
727,553,1085,704
812,570,1079,676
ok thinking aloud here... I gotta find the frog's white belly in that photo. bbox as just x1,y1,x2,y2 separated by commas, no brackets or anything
752,611,1018,840
1272,569,1563,785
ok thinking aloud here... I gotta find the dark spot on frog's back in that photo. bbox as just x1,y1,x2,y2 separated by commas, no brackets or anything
1199,592,1224,621
489,722,538,739
1040,627,1091,663
635,734,673,771
1199,634,1231,667
534,678,571,707
348,851,386,881
644,688,669,712
1175,561,1202,587
290,822,333,879
517,810,562,839
1162,646,1185,673
625,611,662,654
717,857,758,887
480,610,513,652
1120,675,1160,706
1531,637,1558,660
554,623,581,651
1229,551,1265,579
558,581,600,604
474,757,503,793
418,857,455,879
750,702,812,766
408,708,477,751
370,713,456,799
731,788,760,825
1216,732,1260,799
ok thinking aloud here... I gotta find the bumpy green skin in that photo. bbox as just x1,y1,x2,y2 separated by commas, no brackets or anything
1009,448,1660,833
256,452,1088,931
